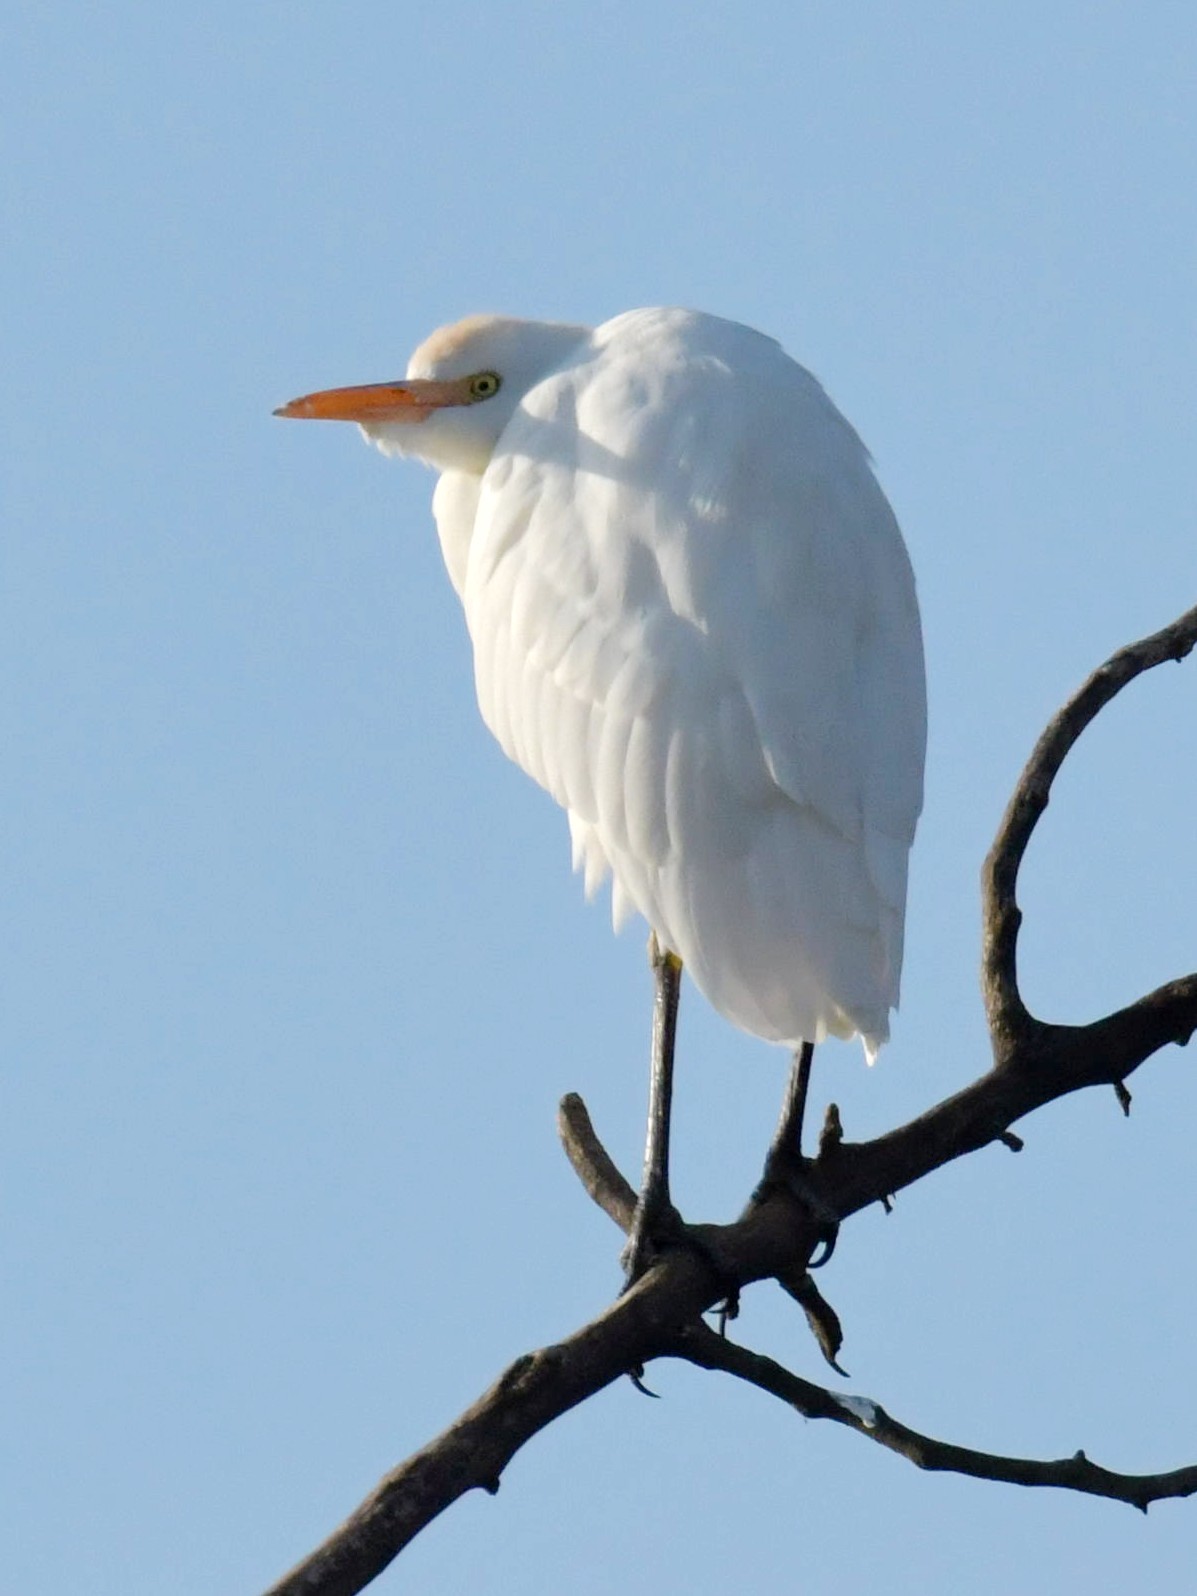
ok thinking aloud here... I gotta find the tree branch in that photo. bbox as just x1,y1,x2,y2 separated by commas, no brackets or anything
259,1181,818,1596
676,1321,1197,1513
981,602,1197,1054
258,604,1197,1596
557,1090,637,1229
817,602,1197,1218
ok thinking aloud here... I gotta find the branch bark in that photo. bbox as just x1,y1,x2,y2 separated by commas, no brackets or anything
260,604,1197,1596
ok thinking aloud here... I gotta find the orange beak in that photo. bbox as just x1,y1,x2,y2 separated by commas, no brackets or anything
273,376,472,423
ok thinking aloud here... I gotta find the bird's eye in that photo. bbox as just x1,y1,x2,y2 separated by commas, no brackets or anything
469,371,502,401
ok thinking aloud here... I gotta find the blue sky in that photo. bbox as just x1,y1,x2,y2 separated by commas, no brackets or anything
5,5,1196,1592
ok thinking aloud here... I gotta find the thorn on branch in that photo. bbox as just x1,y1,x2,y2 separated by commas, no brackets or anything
880,1194,894,1214
996,1128,1024,1153
1114,1081,1133,1117
818,1102,844,1158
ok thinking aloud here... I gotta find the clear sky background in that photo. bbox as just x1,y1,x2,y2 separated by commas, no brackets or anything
5,5,1197,1593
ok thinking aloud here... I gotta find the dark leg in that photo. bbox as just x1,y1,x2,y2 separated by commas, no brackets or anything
621,933,683,1283
766,1041,815,1169
754,1042,840,1266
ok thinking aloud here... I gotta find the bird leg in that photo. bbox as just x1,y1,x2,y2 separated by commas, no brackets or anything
620,934,684,1284
752,1042,840,1267
769,1040,816,1164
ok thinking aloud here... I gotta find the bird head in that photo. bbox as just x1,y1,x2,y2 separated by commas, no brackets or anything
275,313,591,475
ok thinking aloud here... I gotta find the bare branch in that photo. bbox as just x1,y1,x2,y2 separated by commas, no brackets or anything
981,602,1197,1053
259,1158,846,1596
677,1322,1197,1512
813,605,1197,1218
810,972,1197,1221
260,1280,690,1596
259,606,1197,1595
557,1091,637,1230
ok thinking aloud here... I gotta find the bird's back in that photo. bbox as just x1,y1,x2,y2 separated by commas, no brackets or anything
443,309,925,1056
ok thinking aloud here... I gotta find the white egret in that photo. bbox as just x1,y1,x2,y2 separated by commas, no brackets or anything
277,308,925,1275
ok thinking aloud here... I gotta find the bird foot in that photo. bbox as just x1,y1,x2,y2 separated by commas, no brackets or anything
750,1148,841,1269
620,1196,740,1321
619,1190,689,1283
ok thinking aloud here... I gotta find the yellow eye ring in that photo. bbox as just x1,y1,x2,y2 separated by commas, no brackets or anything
469,371,502,401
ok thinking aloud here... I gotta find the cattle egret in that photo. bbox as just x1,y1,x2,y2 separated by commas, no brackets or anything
277,308,926,1276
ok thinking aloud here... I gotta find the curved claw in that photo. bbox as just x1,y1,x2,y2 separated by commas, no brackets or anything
713,1289,741,1335
807,1224,839,1270
628,1366,660,1398
750,1149,841,1273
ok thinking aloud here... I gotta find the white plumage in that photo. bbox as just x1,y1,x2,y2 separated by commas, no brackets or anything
278,308,926,1060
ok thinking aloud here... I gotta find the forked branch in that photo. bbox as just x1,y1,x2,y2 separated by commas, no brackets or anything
260,605,1197,1596
982,602,1197,1052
